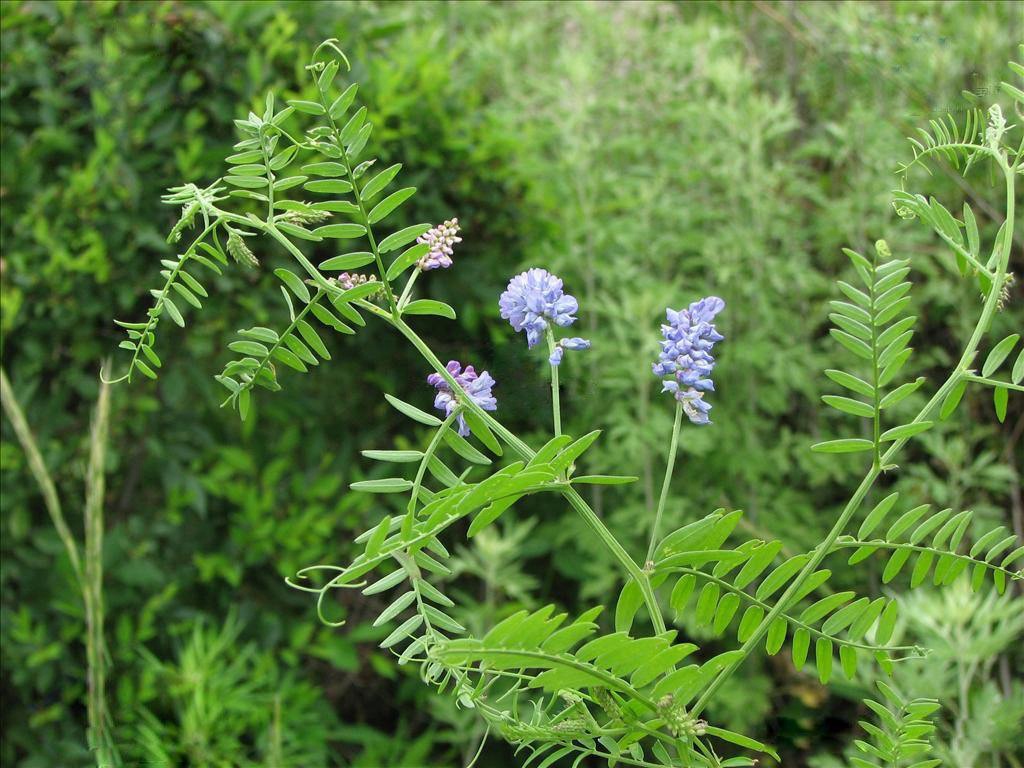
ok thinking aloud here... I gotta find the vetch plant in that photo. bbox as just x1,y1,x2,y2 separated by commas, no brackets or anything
107,39,1023,767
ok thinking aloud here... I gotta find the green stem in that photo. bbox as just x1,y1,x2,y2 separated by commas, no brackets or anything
0,369,84,586
391,315,667,634
260,133,275,220
220,288,326,407
965,373,1024,393
546,329,562,437
312,76,397,313
692,155,1016,718
262,220,339,296
829,539,1022,581
870,252,882,470
646,401,683,567
398,268,421,310
408,411,458,515
106,218,222,384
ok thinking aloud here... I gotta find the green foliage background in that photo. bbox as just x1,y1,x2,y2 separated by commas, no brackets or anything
0,1,1021,766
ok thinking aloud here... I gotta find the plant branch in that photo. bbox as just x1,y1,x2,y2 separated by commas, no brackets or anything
692,154,1017,717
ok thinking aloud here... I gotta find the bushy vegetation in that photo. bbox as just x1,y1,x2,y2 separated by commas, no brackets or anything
1,2,1021,766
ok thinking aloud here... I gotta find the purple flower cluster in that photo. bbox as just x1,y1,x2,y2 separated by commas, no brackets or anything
427,360,497,436
499,268,582,348
652,296,725,425
417,218,462,271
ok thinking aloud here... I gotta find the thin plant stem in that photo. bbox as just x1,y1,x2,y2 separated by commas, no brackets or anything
546,330,562,437
0,369,83,585
84,371,118,766
408,410,459,515
398,268,421,310
1,367,120,766
646,401,683,567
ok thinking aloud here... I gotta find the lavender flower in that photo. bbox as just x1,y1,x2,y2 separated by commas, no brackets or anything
336,272,372,291
417,218,462,271
499,268,581,348
653,296,725,425
549,337,592,366
427,360,497,436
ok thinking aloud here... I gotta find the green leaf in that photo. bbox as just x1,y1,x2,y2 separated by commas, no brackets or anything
765,617,787,655
365,515,392,557
858,492,900,538
297,320,330,359
468,493,522,537
304,179,353,195
384,393,442,426
443,431,491,465
312,200,360,215
704,726,779,760
825,369,874,398
755,554,809,601
302,161,348,177
939,379,968,420
571,475,638,485
386,242,430,281
226,150,263,164
462,409,502,456
372,591,416,627
329,83,358,119
361,163,401,201
163,296,185,327
801,592,855,624
815,638,833,684
362,449,422,463
339,106,367,144
350,478,414,494
225,175,268,189
614,581,644,633
982,334,1020,377
336,281,381,303
811,439,874,454
695,583,720,625
882,549,911,583
670,574,696,615
963,202,979,258
135,360,158,380
269,145,298,170
368,187,415,224
228,340,269,357
994,386,1008,422
319,252,375,271
171,282,202,309
177,270,208,298
276,222,321,241
875,601,898,644
380,615,422,649
378,224,432,254
822,395,874,418
272,347,306,372
314,223,367,239
274,268,311,303
879,421,933,441
791,629,810,669
879,377,925,409
402,300,456,320
831,329,873,360
288,99,324,115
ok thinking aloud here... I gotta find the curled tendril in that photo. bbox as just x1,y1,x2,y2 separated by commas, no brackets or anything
310,38,351,73
285,565,366,627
